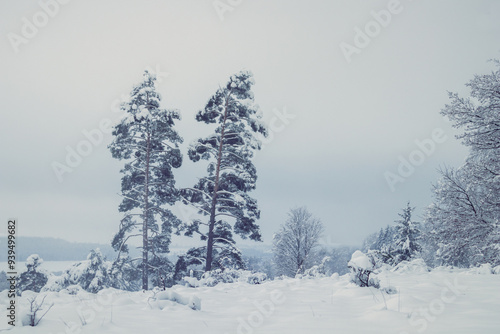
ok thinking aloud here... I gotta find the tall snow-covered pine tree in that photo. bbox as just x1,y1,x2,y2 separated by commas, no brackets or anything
181,70,267,272
109,70,183,290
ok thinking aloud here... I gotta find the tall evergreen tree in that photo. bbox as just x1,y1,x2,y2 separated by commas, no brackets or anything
393,202,421,263
362,225,397,265
109,71,183,289
372,228,385,251
180,70,267,271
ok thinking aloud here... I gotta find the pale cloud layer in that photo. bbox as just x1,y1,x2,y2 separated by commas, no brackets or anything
0,0,499,247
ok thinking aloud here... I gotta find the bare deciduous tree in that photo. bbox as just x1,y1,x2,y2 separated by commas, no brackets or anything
427,60,500,267
273,207,324,276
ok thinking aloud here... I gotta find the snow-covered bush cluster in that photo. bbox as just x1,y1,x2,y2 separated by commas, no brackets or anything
109,256,141,291
43,249,113,293
299,256,331,279
247,271,267,284
315,246,358,276
391,258,429,274
17,252,269,296
348,251,380,288
466,263,500,275
182,269,267,287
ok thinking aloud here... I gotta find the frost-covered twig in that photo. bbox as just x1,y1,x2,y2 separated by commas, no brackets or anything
27,295,53,326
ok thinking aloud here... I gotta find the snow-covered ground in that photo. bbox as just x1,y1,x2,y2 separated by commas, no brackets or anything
1,264,499,333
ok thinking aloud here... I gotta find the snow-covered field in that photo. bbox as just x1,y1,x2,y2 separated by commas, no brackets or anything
2,265,499,333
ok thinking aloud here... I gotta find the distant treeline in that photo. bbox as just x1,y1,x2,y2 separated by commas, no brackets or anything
0,236,117,262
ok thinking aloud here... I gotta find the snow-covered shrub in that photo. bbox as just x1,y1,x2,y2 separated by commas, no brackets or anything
247,272,267,284
182,269,267,287
391,258,429,274
301,256,331,279
172,249,208,284
42,249,112,293
316,246,358,275
41,273,61,292
60,285,83,295
173,255,190,284
197,269,238,287
109,256,141,291
149,256,175,289
17,255,48,295
20,292,53,327
244,256,276,280
493,266,500,275
150,290,201,310
380,286,398,295
80,249,111,292
348,251,380,288
181,276,199,288
469,263,494,275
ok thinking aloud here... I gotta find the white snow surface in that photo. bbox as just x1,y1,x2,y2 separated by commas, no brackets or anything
151,290,201,311
348,250,374,270
1,266,499,333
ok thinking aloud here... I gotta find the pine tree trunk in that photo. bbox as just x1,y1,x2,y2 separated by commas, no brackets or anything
142,129,151,290
206,206,216,272
205,93,231,272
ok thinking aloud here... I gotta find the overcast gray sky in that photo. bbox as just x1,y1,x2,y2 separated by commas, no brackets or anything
1,0,499,249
